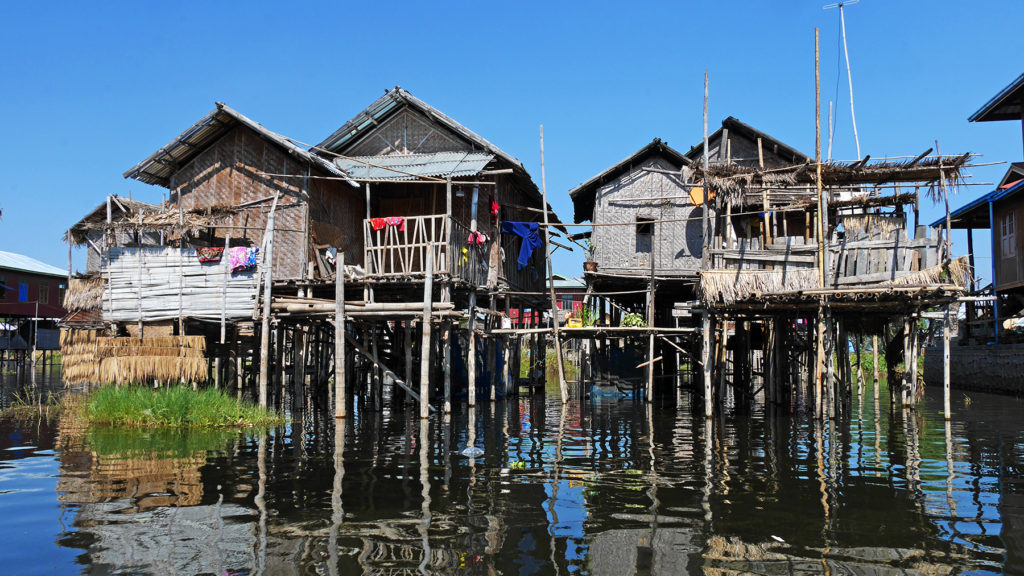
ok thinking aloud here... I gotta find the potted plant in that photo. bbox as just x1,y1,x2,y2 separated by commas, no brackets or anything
583,240,598,273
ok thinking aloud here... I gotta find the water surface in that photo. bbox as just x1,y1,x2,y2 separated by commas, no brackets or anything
0,374,1021,575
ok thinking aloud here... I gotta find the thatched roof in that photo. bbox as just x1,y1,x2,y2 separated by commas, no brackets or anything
692,154,970,203
64,276,104,312
66,198,237,246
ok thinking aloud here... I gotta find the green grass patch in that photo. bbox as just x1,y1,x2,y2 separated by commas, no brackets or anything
85,385,284,428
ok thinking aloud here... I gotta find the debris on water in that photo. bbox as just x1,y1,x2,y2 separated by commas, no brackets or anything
771,535,785,543
459,446,484,458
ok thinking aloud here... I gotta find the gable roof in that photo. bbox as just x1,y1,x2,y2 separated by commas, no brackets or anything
123,102,357,188
969,73,1024,123
568,138,690,223
0,250,67,278
316,87,564,230
316,87,525,170
683,116,811,165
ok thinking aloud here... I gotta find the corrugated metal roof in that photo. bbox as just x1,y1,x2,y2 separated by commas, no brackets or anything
124,103,357,188
0,250,67,277
334,151,494,181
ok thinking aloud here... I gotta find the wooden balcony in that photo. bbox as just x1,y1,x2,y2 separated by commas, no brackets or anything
708,226,944,288
363,214,491,286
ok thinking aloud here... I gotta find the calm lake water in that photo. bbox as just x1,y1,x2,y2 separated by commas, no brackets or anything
1,367,1022,575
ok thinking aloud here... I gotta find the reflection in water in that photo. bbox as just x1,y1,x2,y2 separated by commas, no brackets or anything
0,374,1022,574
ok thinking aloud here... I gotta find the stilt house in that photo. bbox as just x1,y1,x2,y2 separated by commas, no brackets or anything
944,73,1024,343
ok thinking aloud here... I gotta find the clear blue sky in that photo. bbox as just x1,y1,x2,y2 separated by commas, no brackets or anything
1,1,1019,283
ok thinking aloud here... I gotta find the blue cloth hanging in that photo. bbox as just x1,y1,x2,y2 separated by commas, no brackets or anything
501,221,542,269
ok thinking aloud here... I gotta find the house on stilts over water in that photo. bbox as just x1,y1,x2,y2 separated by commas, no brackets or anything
570,115,973,416
62,88,565,416
924,72,1024,394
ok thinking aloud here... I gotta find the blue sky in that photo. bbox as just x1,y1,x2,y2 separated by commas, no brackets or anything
1,1,1019,282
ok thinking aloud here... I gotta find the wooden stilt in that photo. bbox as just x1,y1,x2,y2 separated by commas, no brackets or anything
468,292,477,406
419,248,434,419
943,304,951,419
404,321,414,404
702,312,713,418
901,317,911,408
335,253,346,419
258,197,279,408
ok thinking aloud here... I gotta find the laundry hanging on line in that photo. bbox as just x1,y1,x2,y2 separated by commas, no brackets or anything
228,246,259,273
371,217,406,231
467,230,489,245
196,247,223,263
501,221,542,269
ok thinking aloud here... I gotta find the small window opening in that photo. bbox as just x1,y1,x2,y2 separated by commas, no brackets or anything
636,217,654,253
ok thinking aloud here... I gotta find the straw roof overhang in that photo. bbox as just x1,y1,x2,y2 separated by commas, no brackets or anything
692,154,970,203
63,275,104,311
316,87,566,232
66,200,237,246
123,102,358,189
568,138,690,223
969,73,1024,123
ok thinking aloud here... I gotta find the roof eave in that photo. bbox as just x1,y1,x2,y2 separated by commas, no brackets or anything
969,73,1024,123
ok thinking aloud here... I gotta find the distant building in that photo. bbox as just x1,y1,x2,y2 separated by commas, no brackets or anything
0,250,67,319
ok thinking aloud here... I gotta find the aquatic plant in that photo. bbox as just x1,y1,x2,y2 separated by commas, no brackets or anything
84,385,284,428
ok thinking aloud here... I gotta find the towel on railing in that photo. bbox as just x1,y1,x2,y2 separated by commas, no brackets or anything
385,216,406,231
370,218,387,231
501,221,542,269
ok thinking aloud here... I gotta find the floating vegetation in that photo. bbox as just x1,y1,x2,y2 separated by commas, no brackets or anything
83,385,284,428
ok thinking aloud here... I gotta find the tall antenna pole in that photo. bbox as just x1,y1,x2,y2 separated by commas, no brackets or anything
825,0,861,158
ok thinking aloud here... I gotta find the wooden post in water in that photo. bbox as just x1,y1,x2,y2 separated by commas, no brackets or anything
702,312,713,418
467,185,479,407
646,226,656,403
901,317,911,408
258,195,279,408
540,125,568,404
335,253,346,419
419,248,434,419
943,303,951,419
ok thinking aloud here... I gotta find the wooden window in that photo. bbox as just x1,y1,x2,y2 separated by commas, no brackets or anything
18,279,28,302
560,294,573,310
636,217,654,253
0,274,6,300
58,283,66,308
1001,212,1016,258
39,281,49,305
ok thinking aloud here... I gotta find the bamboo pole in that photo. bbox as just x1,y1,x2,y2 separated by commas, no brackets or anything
467,185,479,407
419,248,434,419
335,253,346,419
258,194,280,408
701,70,711,269
814,28,825,420
943,304,951,419
702,312,713,418
540,125,568,404
646,226,656,402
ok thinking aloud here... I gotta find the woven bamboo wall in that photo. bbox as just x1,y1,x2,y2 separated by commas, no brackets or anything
592,154,702,277
168,125,310,280
101,246,258,323
346,108,466,156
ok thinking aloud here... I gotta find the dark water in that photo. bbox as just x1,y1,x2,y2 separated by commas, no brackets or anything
1,373,1022,575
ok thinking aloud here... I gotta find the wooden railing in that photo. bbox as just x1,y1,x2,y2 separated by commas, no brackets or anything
449,218,487,286
364,215,449,279
708,226,943,287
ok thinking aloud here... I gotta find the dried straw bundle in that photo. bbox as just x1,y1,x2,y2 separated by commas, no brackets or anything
889,255,971,288
60,328,100,385
63,277,105,311
701,268,819,304
839,213,905,238
95,336,208,384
